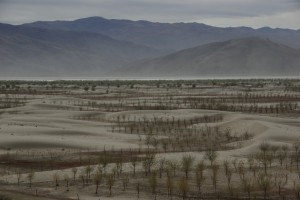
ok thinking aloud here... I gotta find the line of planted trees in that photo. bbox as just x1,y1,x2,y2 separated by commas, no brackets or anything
10,142,300,200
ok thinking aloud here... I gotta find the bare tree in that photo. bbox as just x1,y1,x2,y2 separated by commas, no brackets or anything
177,177,189,200
64,173,70,191
158,158,166,178
259,142,270,158
85,165,93,184
72,167,78,182
257,173,273,200
122,174,129,191
211,163,219,191
166,174,174,199
195,160,206,194
248,155,258,176
195,169,205,195
223,159,230,175
294,142,300,155
79,170,85,187
93,171,102,194
275,173,286,196
242,177,253,200
142,152,156,176
205,150,218,167
130,155,138,177
53,172,60,190
27,171,34,188
277,150,286,167
226,168,233,194
136,181,140,198
149,171,158,195
16,170,22,186
238,161,245,180
270,145,279,157
167,160,179,177
181,155,195,178
295,182,300,200
106,173,115,196
100,154,109,173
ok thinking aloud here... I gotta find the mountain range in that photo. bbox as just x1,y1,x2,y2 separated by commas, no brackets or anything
120,37,300,77
0,22,158,76
0,16,300,77
24,16,300,52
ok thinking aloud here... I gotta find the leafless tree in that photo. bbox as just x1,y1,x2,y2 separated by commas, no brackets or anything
27,171,34,188
166,174,174,199
242,176,254,200
177,177,189,200
149,171,158,195
72,168,78,182
53,172,60,190
205,150,218,167
122,174,129,191
106,173,115,196
181,155,195,178
93,171,102,194
130,155,138,177
223,159,230,175
158,158,166,178
136,181,140,198
211,163,219,191
257,173,273,200
142,152,156,176
167,160,179,177
16,170,22,186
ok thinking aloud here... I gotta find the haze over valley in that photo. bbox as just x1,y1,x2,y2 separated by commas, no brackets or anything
1,1,300,200
0,16,300,77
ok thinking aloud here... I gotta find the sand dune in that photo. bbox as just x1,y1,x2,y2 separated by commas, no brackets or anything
1,99,300,156
0,88,300,200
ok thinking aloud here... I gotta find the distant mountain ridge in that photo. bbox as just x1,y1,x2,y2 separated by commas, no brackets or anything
119,37,300,77
23,16,300,52
0,17,300,77
0,23,158,76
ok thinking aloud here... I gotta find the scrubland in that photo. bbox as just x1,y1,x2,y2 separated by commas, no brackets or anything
0,79,300,200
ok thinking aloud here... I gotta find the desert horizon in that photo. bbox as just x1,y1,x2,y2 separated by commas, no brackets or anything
0,79,299,200
0,76,300,81
1,1,300,200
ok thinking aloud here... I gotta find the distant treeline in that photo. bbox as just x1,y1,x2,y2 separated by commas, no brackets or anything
0,78,299,88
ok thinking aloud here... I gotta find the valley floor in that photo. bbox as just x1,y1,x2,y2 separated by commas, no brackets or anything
0,79,299,199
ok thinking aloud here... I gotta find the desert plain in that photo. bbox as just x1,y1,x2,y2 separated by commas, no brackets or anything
0,79,300,200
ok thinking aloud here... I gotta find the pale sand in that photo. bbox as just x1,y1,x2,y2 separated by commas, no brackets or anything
1,96,300,199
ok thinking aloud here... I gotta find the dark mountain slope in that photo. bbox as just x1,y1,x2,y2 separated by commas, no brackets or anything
24,17,300,52
0,23,158,77
119,37,300,77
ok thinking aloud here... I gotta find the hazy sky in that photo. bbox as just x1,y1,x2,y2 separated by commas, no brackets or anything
0,0,299,29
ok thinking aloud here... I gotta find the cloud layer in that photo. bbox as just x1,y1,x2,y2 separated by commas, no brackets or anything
0,0,299,29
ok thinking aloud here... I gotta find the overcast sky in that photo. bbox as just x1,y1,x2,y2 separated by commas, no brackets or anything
0,0,299,29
